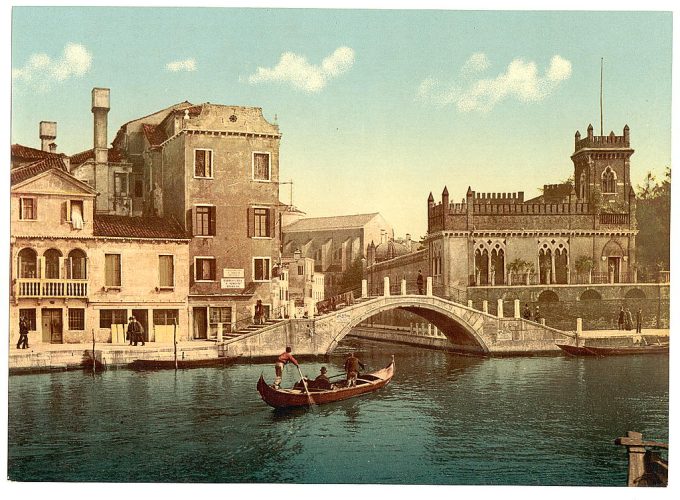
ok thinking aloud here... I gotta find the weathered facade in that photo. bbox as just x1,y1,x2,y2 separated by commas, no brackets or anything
109,99,283,339
9,160,190,345
282,212,393,295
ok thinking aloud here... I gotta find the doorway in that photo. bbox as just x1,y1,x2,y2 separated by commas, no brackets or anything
608,257,621,283
41,308,63,343
132,309,149,343
193,307,207,339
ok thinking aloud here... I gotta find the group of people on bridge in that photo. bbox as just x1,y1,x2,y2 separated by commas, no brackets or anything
272,346,366,391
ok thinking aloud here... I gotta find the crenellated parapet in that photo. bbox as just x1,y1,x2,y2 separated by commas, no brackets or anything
574,124,631,152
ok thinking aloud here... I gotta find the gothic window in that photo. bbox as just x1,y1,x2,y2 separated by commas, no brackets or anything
601,167,616,193
579,171,587,199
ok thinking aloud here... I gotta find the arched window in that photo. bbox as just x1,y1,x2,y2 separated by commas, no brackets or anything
554,247,568,284
17,248,37,278
538,290,559,302
580,289,602,300
601,167,616,193
539,247,552,284
44,249,62,279
491,248,505,285
579,171,587,199
68,249,87,279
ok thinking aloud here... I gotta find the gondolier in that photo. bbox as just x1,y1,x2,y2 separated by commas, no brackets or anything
344,352,365,387
273,346,299,389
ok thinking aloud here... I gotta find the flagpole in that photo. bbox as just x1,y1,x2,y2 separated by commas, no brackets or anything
600,58,604,136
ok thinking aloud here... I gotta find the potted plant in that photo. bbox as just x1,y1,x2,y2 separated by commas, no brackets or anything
575,256,594,284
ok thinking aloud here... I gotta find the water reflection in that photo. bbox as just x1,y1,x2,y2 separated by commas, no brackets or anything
8,339,668,485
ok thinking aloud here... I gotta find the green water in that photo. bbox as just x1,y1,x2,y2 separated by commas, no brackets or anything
7,338,668,484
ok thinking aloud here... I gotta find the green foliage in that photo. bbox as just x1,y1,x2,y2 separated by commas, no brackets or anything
591,184,603,214
636,167,671,275
574,256,594,274
508,258,533,274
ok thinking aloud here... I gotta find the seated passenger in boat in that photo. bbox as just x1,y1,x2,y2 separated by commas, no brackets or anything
313,366,332,390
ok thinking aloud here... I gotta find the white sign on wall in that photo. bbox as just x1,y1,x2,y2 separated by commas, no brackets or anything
223,268,245,278
221,278,245,289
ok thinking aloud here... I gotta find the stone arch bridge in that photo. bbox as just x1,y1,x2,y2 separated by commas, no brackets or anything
220,287,573,359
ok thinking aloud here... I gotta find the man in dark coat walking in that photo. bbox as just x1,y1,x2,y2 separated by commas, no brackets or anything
17,316,29,349
635,309,643,334
416,270,424,295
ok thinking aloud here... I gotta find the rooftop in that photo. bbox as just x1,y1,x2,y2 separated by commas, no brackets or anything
10,157,70,185
11,144,65,161
70,147,125,165
284,213,380,232
93,215,189,240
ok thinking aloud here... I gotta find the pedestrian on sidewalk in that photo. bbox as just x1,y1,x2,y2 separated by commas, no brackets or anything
522,304,532,320
16,316,29,349
636,309,643,334
617,306,625,330
625,308,634,331
127,316,145,346
417,270,424,295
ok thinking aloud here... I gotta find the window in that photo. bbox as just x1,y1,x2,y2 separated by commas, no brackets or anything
159,255,174,288
105,254,121,287
19,198,36,220
99,309,127,328
194,149,214,178
194,205,216,236
114,173,129,197
67,249,87,279
44,249,62,279
134,178,144,197
254,257,271,281
602,167,616,193
298,265,304,275
195,257,216,281
253,152,271,181
17,248,37,278
209,307,232,325
68,308,85,331
254,207,271,237
19,308,36,330
153,309,179,326
67,200,84,229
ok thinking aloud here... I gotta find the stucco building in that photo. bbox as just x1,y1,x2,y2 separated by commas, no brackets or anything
9,157,190,345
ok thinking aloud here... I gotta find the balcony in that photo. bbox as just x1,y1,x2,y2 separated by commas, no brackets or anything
16,278,88,298
599,213,629,225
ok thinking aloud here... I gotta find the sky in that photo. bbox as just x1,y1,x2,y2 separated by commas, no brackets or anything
9,6,673,239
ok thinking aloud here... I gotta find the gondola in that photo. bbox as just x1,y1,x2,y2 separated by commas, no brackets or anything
557,342,669,356
129,355,240,370
257,356,395,409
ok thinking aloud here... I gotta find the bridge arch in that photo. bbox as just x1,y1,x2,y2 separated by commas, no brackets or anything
323,296,491,355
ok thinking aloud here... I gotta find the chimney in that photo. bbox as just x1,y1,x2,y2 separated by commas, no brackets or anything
405,234,411,252
92,88,110,164
39,121,57,152
48,143,58,154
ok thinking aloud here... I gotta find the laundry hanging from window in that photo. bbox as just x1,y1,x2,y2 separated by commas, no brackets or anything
71,201,84,230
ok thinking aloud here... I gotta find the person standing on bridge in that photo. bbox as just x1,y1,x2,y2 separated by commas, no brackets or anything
417,270,424,295
522,304,532,320
636,308,643,334
273,346,299,389
344,352,365,387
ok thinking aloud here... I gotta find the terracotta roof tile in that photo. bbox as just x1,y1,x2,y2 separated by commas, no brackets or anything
11,144,64,160
141,123,167,147
93,215,189,240
10,157,69,185
70,147,124,165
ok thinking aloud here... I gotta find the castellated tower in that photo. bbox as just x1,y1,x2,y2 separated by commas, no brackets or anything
571,124,634,205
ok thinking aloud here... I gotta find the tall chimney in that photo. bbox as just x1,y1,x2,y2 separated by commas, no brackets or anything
39,121,57,152
92,88,110,164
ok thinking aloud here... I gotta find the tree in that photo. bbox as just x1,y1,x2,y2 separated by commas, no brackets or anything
635,167,671,277
335,256,364,295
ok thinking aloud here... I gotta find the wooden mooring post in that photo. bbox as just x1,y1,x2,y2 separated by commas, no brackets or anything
615,431,668,486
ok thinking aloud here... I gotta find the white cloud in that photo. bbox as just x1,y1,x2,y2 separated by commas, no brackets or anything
248,46,355,93
418,54,573,112
462,52,490,74
12,43,92,91
166,58,197,72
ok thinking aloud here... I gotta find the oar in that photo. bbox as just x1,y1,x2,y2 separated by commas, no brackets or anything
296,365,314,405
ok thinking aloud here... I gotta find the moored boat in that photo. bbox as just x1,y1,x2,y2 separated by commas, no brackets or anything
257,356,395,409
557,342,668,356
130,355,240,370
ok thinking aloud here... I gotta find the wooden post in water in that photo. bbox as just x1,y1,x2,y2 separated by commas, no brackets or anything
173,317,178,371
91,328,96,373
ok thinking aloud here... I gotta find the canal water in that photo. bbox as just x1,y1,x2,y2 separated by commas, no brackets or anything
8,338,668,485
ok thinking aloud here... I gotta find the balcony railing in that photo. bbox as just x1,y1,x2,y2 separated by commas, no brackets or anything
16,278,88,298
470,270,667,287
600,213,630,225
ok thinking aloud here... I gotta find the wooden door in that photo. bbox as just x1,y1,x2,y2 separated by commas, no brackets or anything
193,307,207,339
41,308,63,344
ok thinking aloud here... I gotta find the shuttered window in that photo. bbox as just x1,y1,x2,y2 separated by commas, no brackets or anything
194,149,213,178
159,255,174,288
194,206,216,236
105,254,121,287
254,257,271,281
195,258,216,281
19,198,36,220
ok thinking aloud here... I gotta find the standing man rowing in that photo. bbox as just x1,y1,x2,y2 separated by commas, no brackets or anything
273,346,299,389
